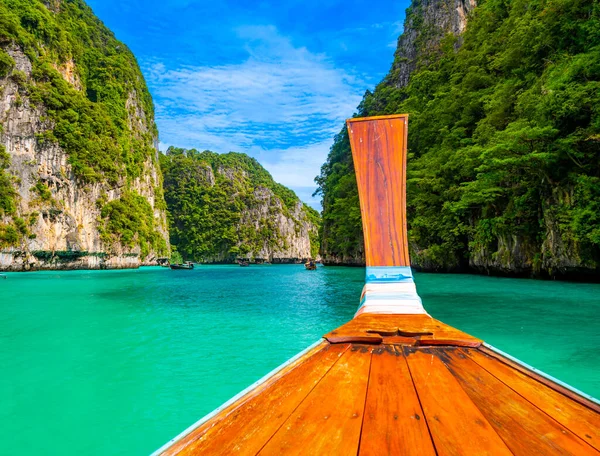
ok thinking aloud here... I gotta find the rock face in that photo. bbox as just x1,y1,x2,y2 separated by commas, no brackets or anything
0,1,169,271
319,0,475,267
390,0,477,88
466,194,599,279
318,0,600,280
161,148,319,263
238,187,315,263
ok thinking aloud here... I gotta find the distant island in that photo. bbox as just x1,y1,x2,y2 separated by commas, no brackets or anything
160,147,319,263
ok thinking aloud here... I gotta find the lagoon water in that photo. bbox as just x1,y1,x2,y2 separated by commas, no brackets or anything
1,265,599,455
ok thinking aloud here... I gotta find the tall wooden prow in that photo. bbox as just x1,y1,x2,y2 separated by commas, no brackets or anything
348,114,410,267
347,114,424,317
155,115,600,456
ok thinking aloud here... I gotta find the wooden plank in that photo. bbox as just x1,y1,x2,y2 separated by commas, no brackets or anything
479,345,600,414
465,348,600,451
347,115,410,267
325,314,481,347
358,345,436,456
403,346,512,456
163,342,347,455
442,348,599,455
381,335,418,346
258,345,373,455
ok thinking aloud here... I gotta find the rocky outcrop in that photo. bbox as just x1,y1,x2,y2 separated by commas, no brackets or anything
0,2,169,271
237,186,316,263
389,0,476,88
466,192,600,279
321,252,364,267
161,149,319,263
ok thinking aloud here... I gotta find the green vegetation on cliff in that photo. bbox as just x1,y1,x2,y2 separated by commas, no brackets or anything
99,191,166,258
0,0,157,183
316,0,600,276
0,145,15,217
161,147,319,262
0,0,167,257
0,143,22,248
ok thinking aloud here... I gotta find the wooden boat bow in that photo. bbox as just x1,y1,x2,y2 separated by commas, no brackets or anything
154,115,600,455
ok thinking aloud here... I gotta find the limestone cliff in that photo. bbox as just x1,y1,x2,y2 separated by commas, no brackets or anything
318,0,600,279
0,0,169,271
388,0,476,88
318,0,475,267
161,148,319,263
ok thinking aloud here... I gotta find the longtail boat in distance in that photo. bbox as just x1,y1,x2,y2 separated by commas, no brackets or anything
305,259,317,270
154,114,600,455
169,262,194,270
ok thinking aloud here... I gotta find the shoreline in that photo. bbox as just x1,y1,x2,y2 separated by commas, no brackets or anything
321,261,600,283
0,256,316,272
3,260,600,283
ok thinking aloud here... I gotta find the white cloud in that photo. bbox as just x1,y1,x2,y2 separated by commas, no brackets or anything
256,140,332,188
146,25,367,203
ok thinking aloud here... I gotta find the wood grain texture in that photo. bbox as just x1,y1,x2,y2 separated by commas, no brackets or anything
347,114,410,267
465,348,600,451
403,346,512,456
258,345,373,456
442,348,600,456
358,346,436,456
478,345,600,414
324,313,481,347
161,341,337,455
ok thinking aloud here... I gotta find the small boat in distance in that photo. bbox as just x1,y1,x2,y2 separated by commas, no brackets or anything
169,262,194,270
304,259,317,270
237,259,249,267
157,258,171,267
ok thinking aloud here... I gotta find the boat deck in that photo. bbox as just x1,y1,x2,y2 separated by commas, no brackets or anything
159,314,600,455
156,115,599,455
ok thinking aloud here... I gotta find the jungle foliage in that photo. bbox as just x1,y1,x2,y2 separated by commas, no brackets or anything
0,0,166,255
0,145,15,217
161,147,320,262
316,0,600,274
99,191,166,258
0,144,20,248
0,0,157,183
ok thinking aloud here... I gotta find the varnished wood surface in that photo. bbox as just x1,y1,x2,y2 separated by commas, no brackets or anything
161,341,333,455
161,335,600,455
359,345,436,456
324,313,482,347
441,348,599,455
464,348,600,451
167,343,348,455
347,114,410,267
478,344,600,414
404,346,513,455
259,345,372,455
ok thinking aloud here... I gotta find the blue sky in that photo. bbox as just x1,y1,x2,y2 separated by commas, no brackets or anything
86,0,409,208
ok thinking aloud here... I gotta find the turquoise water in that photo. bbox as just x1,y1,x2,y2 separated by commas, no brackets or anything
0,266,599,455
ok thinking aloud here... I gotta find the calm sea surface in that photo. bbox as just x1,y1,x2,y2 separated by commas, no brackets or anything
1,265,599,455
